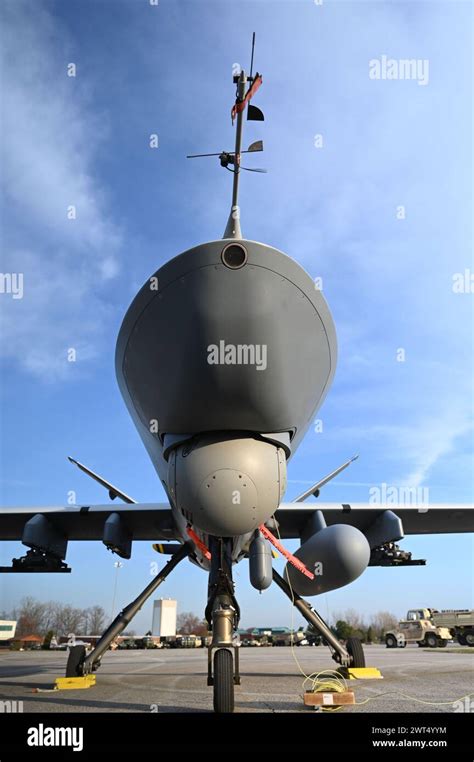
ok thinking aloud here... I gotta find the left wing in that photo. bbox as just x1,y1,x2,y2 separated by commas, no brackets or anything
274,502,474,542
0,503,177,567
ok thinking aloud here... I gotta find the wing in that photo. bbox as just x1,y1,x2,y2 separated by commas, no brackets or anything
274,503,474,541
0,503,177,567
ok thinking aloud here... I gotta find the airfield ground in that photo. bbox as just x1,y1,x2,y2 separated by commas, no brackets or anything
0,644,472,713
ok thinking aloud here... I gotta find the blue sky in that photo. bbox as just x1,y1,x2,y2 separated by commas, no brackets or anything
0,0,472,633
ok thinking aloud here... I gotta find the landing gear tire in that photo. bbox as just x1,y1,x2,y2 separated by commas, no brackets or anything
385,634,398,649
465,631,474,647
425,633,438,648
346,637,365,667
213,648,234,713
66,645,86,677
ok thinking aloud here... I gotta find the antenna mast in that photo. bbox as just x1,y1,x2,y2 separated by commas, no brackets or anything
186,34,264,240
223,69,247,239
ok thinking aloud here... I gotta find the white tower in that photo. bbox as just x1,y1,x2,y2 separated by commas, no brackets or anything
152,598,177,637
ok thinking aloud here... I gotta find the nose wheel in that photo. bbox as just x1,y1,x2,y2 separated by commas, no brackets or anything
206,537,241,713
213,648,235,713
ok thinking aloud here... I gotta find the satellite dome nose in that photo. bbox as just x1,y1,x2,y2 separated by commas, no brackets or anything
168,433,287,537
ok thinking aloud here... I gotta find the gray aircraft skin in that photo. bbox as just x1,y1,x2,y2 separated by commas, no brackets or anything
1,42,473,711
115,235,336,566
114,57,338,570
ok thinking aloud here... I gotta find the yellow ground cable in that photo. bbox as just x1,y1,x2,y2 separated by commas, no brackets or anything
302,669,349,712
273,519,313,676
353,691,474,707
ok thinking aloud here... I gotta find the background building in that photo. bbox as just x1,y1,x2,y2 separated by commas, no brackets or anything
0,621,16,641
152,599,177,638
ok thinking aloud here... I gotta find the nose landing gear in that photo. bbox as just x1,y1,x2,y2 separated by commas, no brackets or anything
205,537,241,713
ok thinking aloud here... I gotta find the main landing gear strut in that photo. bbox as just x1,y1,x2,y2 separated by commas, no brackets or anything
272,568,365,669
65,543,191,679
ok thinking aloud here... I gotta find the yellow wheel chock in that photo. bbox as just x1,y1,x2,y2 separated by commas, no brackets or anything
54,675,96,690
339,666,383,680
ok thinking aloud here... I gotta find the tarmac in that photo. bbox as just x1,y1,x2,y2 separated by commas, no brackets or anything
0,644,472,713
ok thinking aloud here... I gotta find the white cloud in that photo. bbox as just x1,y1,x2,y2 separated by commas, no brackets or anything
314,410,473,490
0,1,122,380
400,415,473,489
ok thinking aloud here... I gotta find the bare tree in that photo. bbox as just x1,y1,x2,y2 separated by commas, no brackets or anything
15,597,48,636
5,597,138,638
41,602,59,634
51,603,86,637
177,612,208,636
368,611,399,640
332,608,366,633
84,606,106,634
344,608,367,632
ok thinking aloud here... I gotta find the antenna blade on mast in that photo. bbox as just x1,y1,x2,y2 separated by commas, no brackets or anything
247,104,264,121
186,151,223,158
249,32,256,81
247,140,263,152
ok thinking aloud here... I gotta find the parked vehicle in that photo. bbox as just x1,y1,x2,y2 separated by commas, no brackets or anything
430,610,474,646
385,608,463,648
118,638,138,649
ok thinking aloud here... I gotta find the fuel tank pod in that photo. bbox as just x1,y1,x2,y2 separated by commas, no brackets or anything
285,524,371,597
